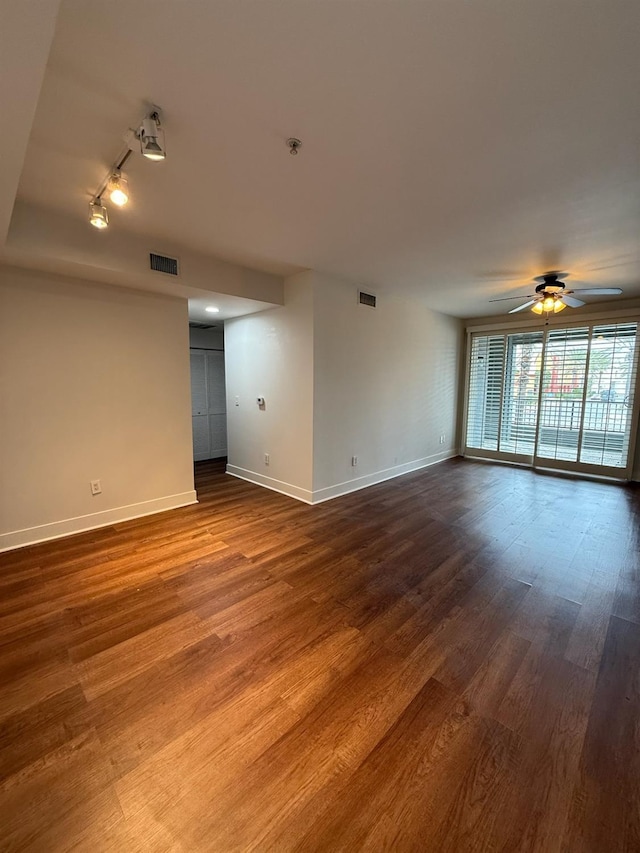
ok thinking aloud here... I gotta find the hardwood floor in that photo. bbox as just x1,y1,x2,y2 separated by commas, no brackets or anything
1,458,639,852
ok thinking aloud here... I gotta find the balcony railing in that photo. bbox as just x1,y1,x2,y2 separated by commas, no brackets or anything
506,397,630,433
470,398,632,466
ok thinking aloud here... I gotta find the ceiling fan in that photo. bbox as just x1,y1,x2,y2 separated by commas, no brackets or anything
489,272,623,315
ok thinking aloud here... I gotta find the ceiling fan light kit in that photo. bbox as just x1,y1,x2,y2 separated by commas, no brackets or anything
531,297,566,315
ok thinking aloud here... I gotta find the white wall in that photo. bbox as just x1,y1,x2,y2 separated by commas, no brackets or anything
0,265,196,551
224,270,462,503
312,273,462,499
224,272,314,500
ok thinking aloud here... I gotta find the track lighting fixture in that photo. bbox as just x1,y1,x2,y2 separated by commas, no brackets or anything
88,105,166,229
89,199,109,229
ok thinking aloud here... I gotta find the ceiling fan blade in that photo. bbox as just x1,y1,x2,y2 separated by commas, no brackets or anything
561,295,585,308
570,287,623,296
509,299,538,314
583,254,634,272
478,270,530,280
489,293,535,302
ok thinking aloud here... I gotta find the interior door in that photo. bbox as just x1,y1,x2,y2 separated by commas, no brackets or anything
190,351,210,461
190,348,227,462
206,350,227,459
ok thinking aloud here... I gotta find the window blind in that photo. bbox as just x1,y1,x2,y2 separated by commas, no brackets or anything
465,321,638,476
466,335,505,451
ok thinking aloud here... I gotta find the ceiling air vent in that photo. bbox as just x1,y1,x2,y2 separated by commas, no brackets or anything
358,290,377,308
150,253,179,276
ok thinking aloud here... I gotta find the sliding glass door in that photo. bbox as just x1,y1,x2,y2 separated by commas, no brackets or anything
465,321,639,478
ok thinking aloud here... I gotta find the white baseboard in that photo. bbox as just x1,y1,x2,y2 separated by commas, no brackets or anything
311,450,458,503
227,451,457,506
0,491,198,553
225,466,314,503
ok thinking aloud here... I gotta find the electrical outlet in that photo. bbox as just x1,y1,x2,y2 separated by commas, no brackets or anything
351,455,358,467
235,396,239,406
90,479,102,495
440,434,446,444
264,453,270,466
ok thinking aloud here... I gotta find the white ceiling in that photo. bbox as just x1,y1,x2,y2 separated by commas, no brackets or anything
10,0,640,317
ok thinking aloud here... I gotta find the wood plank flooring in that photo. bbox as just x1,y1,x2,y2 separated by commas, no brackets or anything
1,458,639,852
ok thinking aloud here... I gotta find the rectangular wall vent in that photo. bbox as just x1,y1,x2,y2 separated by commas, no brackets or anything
150,253,179,276
359,290,377,308
189,322,217,330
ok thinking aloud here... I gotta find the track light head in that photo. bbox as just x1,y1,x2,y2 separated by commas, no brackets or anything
140,111,166,161
89,198,109,229
108,170,129,206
